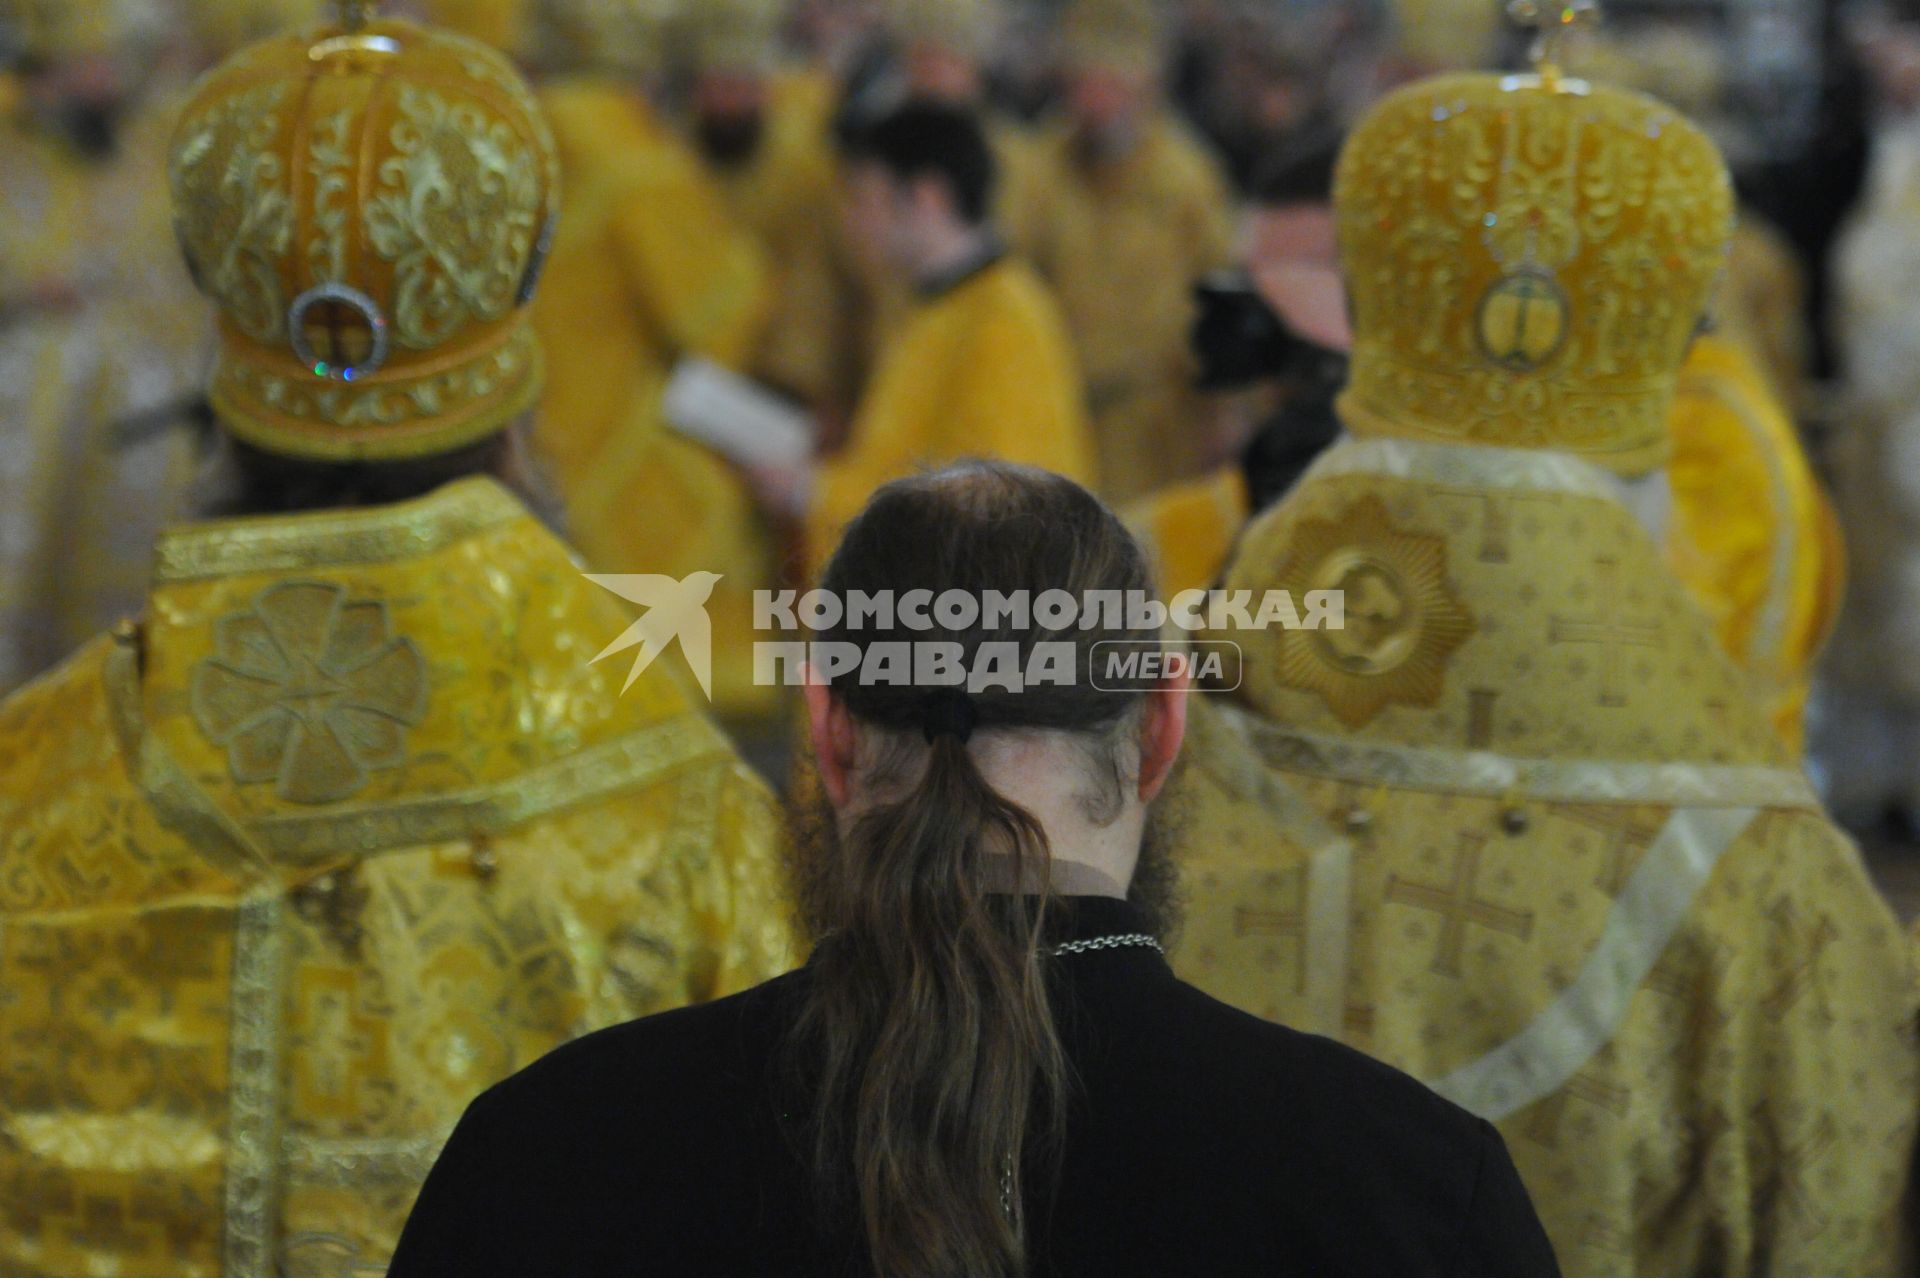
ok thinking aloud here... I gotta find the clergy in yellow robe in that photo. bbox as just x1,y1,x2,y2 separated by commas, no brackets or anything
1019,0,1237,504
1666,331,1844,752
808,251,1096,569
830,0,1049,406
1168,64,1917,1277
683,0,859,411
787,101,1094,569
532,72,784,724
0,7,212,697
0,17,794,1274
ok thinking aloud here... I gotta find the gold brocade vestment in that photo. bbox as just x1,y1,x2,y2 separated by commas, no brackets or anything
0,477,795,1276
1169,437,1918,1277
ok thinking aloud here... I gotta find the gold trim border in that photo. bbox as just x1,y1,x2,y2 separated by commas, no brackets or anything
1223,701,1820,809
152,476,528,583
244,715,729,863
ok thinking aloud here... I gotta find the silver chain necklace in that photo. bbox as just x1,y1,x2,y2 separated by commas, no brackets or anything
1050,932,1163,957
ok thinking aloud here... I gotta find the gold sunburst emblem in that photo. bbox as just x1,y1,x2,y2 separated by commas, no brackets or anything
1258,496,1474,728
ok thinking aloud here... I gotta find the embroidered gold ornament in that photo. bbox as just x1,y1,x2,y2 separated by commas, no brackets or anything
168,0,561,461
1222,492,1475,729
1333,2,1734,476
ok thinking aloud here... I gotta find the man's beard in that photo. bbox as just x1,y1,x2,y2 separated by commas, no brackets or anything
784,762,1188,950
696,110,765,168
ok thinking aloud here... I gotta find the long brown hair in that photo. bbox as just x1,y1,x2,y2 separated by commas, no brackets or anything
788,461,1162,1278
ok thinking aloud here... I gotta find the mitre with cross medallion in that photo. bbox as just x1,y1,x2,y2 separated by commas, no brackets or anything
1333,0,1733,477
168,0,561,461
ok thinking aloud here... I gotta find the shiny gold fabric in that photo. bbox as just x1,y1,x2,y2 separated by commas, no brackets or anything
1335,72,1733,476
0,476,795,1276
1020,111,1236,503
531,78,780,723
1169,436,1918,1276
169,16,560,461
808,257,1097,570
1666,334,1843,752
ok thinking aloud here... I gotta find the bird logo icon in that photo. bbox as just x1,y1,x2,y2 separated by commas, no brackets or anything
584,572,724,700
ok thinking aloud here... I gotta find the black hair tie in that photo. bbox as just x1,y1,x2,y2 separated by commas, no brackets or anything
920,689,977,744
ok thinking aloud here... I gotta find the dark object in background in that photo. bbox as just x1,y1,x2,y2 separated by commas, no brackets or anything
1191,272,1346,512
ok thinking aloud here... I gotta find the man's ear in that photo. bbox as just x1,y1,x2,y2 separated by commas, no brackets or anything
803,670,860,808
1136,669,1190,802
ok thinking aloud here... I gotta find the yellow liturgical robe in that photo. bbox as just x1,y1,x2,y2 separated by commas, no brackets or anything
0,102,213,696
807,255,1096,569
0,477,795,1277
1168,436,1917,1277
838,119,1049,403
1666,333,1844,752
532,79,780,723
1020,111,1236,504
709,69,857,409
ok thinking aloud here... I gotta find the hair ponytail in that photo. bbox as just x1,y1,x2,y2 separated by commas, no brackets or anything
796,730,1066,1277
788,462,1163,1278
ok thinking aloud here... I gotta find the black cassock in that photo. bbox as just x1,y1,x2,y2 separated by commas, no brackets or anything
390,896,1561,1277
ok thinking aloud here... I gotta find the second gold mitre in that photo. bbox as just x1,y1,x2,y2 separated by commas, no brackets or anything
169,1,561,461
1334,30,1734,475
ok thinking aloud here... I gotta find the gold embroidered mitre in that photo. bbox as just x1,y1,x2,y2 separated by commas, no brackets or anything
168,2,561,461
1334,62,1734,475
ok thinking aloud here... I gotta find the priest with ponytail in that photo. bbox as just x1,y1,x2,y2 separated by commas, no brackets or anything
391,461,1560,1277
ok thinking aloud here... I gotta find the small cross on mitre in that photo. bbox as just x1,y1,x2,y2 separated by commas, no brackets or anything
1505,0,1599,84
